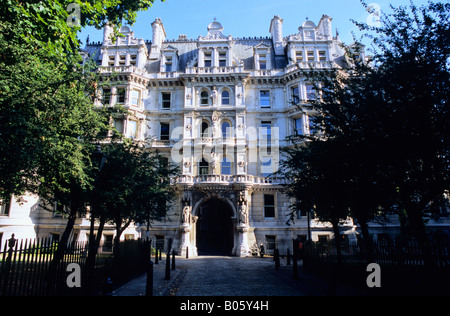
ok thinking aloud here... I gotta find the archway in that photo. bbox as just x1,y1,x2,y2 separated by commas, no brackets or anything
196,198,234,255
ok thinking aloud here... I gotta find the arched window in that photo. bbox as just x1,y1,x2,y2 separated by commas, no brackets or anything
221,121,231,139
201,121,209,138
221,90,230,105
200,91,209,106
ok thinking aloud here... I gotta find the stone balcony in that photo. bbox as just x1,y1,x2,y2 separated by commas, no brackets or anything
171,174,289,186
184,65,246,75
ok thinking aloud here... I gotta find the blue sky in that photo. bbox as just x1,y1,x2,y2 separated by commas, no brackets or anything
79,0,431,46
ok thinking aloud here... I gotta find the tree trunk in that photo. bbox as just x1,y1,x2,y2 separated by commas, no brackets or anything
46,207,77,295
331,217,342,266
359,219,375,263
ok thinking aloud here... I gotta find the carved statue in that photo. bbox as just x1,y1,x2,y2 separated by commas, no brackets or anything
211,87,218,105
182,205,191,224
239,200,248,225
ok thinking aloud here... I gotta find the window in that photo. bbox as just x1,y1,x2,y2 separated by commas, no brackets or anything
265,235,276,251
162,92,171,109
221,90,230,105
155,235,165,251
319,51,327,62
102,88,111,105
264,194,275,218
127,120,138,139
260,90,270,108
160,123,170,140
108,55,115,66
261,157,273,177
219,52,227,67
294,118,303,136
53,201,65,218
204,52,212,67
0,197,11,216
221,157,232,175
259,54,267,70
305,84,315,101
221,121,231,139
291,86,300,104
199,158,209,175
201,121,209,138
130,55,137,66
165,56,173,72
113,118,124,134
103,235,113,252
307,51,315,62
295,51,303,63
116,88,126,104
200,91,209,106
260,121,272,151
119,55,126,66
131,89,141,107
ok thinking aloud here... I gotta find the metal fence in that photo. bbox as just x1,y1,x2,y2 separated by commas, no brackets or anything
303,238,450,269
0,236,148,296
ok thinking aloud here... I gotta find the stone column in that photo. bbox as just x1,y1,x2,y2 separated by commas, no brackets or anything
235,224,250,257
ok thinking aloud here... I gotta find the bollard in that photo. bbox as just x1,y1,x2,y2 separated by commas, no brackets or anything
172,251,176,270
155,248,159,264
146,247,154,297
287,248,291,265
159,248,162,261
293,255,298,279
165,253,171,280
275,248,280,270
186,247,189,259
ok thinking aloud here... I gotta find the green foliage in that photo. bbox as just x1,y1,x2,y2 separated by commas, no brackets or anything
93,141,178,235
281,1,450,241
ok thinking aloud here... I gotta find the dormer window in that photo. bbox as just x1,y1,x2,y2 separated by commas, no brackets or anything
119,55,126,66
204,52,212,68
259,54,267,70
295,51,303,63
108,55,115,66
254,44,271,70
130,55,137,66
319,51,327,62
219,51,227,67
165,56,173,72
307,51,315,62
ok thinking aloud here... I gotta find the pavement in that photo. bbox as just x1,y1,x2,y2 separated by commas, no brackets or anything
112,255,372,296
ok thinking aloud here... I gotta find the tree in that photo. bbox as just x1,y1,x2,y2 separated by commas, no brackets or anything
90,141,177,259
281,1,449,264
1,0,164,289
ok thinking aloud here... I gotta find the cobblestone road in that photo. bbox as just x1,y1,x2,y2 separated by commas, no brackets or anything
113,255,371,296
167,256,305,296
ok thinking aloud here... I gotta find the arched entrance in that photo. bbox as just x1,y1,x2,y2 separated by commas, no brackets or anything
196,198,234,255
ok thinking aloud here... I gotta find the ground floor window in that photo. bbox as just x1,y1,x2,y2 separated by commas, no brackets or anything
103,234,113,252
155,235,165,251
265,235,276,253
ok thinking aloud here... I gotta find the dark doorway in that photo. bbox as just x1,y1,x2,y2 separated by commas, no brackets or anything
196,198,234,255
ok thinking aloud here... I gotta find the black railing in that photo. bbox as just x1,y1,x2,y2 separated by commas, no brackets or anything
0,236,148,296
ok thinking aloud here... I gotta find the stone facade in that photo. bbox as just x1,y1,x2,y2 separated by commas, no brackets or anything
2,15,448,255
84,15,358,257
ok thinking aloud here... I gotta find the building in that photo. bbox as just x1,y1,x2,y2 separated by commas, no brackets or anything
2,15,448,255
84,15,359,257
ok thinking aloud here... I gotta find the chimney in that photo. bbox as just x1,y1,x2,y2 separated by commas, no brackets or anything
150,18,166,59
270,15,285,56
103,22,113,45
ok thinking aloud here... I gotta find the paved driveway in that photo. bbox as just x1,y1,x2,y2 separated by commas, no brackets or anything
168,256,305,296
